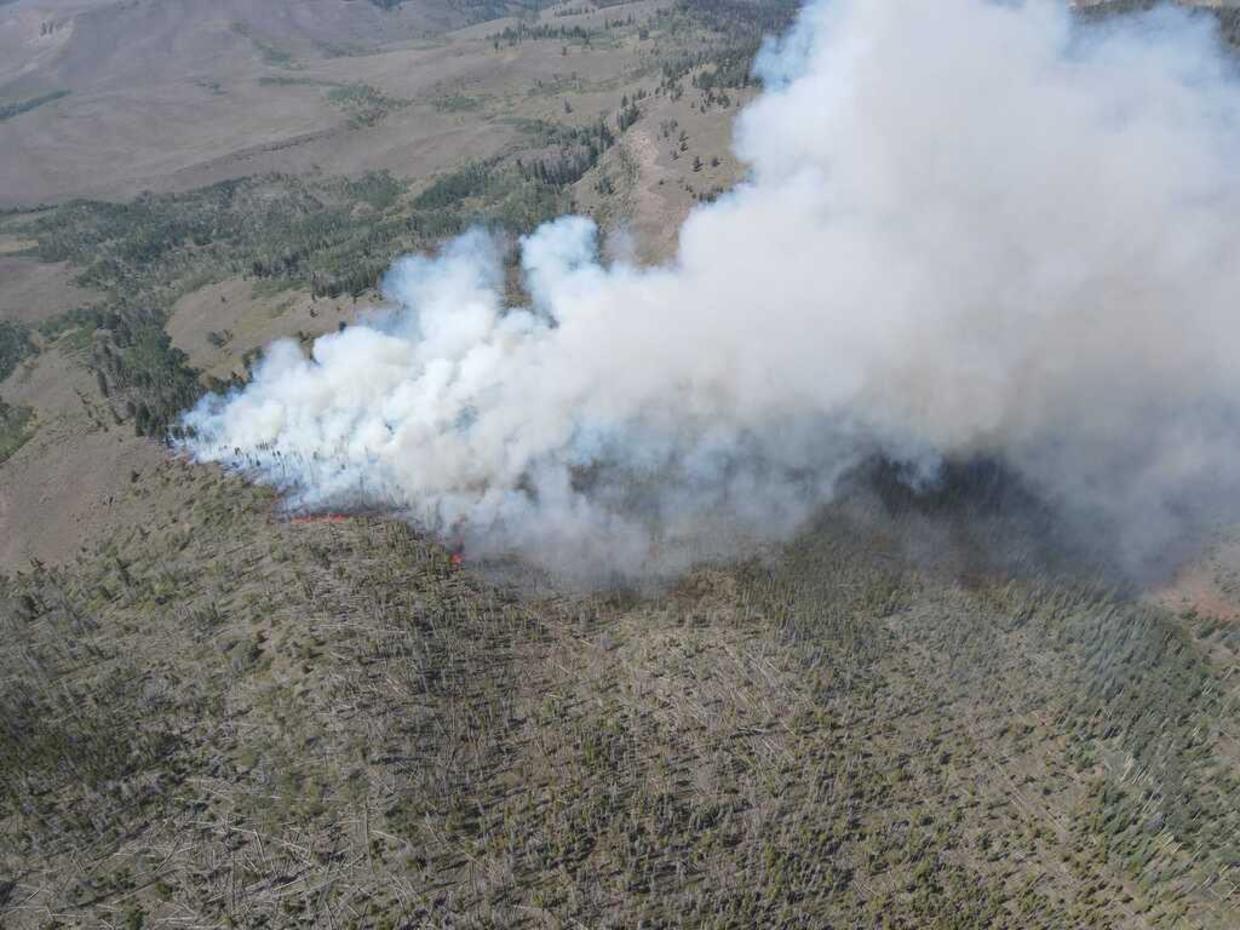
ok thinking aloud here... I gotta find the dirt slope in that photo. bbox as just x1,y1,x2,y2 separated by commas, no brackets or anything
0,345,167,569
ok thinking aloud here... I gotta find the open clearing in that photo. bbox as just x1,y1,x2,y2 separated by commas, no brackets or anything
0,346,166,569
167,278,363,381
0,255,100,322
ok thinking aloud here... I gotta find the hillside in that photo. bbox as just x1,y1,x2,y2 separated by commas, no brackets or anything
1,0,1240,928
0,0,774,566
0,0,767,206
2,466,1239,927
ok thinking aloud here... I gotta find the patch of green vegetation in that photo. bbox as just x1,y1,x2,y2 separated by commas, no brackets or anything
256,75,331,88
0,320,34,381
630,0,802,102
668,0,799,51
37,305,106,350
34,305,200,438
315,39,369,58
103,313,201,438
412,160,497,210
326,82,409,127
512,117,618,185
408,157,577,241
0,399,34,463
488,19,599,48
258,78,413,130
22,175,414,305
432,92,484,113
0,89,70,122
342,169,405,211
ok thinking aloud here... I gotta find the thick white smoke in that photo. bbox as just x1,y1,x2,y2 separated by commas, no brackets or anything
184,0,1240,579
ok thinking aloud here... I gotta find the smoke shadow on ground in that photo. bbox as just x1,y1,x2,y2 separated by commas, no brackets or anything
831,455,1205,596
437,451,1210,601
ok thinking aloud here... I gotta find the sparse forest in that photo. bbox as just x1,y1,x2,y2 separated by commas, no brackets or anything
2,0,1239,927
1,474,1237,927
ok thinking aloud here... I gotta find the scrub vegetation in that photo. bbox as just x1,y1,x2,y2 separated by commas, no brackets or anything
1,473,1237,927
1,1,1239,927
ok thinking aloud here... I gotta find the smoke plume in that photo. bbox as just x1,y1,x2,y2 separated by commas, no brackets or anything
184,0,1240,580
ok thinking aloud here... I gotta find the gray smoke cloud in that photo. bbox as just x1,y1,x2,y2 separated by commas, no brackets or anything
183,0,1240,580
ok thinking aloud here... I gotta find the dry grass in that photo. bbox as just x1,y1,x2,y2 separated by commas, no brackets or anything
165,278,361,382
0,257,100,324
